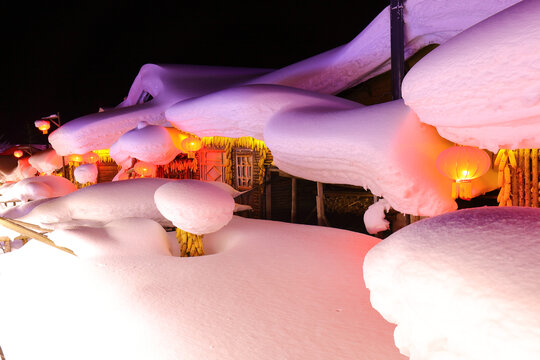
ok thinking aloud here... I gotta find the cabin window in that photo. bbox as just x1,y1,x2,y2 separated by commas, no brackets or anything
235,150,253,190
200,150,226,182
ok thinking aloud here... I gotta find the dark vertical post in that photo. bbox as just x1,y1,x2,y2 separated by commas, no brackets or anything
316,182,327,226
390,0,405,100
291,177,297,223
391,0,412,226
265,170,272,220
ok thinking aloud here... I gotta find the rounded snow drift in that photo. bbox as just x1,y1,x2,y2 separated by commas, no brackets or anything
154,180,235,235
74,164,98,184
364,206,540,360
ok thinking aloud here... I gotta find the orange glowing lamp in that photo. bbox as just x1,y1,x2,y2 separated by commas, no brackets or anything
436,146,491,200
134,161,156,178
69,154,84,165
13,150,23,158
35,120,51,134
83,152,100,164
181,136,202,158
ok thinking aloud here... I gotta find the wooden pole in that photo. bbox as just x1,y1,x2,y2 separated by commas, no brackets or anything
511,152,518,206
390,0,405,100
525,149,531,207
316,182,328,226
291,177,297,223
518,149,524,206
265,170,272,220
532,149,538,207
0,217,74,255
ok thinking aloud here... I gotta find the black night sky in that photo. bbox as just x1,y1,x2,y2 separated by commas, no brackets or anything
1,2,389,145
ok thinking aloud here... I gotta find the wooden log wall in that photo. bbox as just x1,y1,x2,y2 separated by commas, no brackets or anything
496,149,539,207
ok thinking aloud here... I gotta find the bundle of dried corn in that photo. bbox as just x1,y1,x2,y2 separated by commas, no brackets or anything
496,149,539,207
176,228,204,257
157,157,197,179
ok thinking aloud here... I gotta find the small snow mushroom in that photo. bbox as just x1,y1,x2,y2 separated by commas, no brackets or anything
73,164,98,184
154,180,235,236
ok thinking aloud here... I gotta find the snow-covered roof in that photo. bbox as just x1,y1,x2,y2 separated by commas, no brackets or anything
48,0,520,156
48,64,272,155
402,0,540,151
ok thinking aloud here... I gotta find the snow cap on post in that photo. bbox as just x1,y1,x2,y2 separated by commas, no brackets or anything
154,180,235,235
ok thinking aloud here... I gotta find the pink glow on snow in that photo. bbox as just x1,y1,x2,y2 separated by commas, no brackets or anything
28,149,64,175
0,217,405,360
265,100,497,217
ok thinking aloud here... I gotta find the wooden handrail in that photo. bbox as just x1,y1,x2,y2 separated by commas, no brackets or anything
0,217,75,256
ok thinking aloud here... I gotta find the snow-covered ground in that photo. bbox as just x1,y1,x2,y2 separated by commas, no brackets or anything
0,216,405,360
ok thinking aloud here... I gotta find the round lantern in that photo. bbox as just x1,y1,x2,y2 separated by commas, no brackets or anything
181,136,202,158
69,154,84,165
83,152,100,164
133,161,157,178
436,145,491,200
166,128,189,151
34,120,51,134
13,150,24,158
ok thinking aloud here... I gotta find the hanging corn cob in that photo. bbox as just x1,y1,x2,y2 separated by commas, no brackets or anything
176,228,204,257
496,149,540,208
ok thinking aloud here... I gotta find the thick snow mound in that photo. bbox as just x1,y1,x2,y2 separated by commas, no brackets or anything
402,0,540,151
18,178,177,228
0,176,76,202
364,207,540,360
28,149,64,175
154,180,235,235
165,84,360,140
244,0,520,93
0,216,404,360
109,121,181,167
266,100,487,216
49,218,171,258
73,164,98,184
49,64,271,155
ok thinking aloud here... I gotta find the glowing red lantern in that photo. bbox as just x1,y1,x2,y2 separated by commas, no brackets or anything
69,154,84,165
13,150,23,158
35,120,51,134
181,136,202,158
436,146,491,200
83,152,100,164
133,161,156,178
